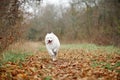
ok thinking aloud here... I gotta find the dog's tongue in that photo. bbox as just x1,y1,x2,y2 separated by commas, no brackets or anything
48,40,52,44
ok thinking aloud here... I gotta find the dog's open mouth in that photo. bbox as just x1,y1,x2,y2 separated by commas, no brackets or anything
48,40,52,44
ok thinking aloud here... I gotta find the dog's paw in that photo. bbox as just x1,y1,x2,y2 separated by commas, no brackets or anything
52,58,57,61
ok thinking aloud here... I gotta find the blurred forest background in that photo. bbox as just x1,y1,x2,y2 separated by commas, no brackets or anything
0,0,120,52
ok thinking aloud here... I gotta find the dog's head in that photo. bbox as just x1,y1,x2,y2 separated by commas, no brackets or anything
45,32,54,44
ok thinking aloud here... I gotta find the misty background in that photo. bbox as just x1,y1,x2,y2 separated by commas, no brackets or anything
0,0,120,52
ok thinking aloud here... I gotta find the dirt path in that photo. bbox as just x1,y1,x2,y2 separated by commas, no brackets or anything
0,49,120,80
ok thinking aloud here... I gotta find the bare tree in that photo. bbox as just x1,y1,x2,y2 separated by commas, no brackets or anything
0,0,42,52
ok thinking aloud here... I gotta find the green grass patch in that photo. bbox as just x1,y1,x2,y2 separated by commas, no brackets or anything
0,50,33,66
61,43,120,53
91,61,120,73
44,76,52,80
39,43,120,53
61,43,97,50
39,45,46,52
91,61,102,68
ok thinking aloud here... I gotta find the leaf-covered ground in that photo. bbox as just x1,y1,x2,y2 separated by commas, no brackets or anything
0,49,120,80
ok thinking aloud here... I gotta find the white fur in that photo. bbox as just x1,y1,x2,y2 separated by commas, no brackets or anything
45,32,60,61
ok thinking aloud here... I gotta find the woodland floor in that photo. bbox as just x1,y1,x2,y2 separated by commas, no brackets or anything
0,42,120,80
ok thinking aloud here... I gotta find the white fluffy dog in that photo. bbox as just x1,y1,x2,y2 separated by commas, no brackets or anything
45,32,60,61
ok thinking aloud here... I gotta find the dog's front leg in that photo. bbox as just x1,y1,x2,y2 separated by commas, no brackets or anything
49,49,56,61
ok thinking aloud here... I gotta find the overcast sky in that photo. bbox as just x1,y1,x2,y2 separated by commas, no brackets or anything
22,0,71,19
42,0,70,7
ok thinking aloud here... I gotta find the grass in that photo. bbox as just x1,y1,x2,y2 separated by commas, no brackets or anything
61,43,120,73
39,45,46,52
91,61,120,72
39,43,120,54
0,42,120,79
0,41,40,66
44,76,52,80
91,61,111,69
61,43,120,53
0,50,33,66
1,42,120,68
